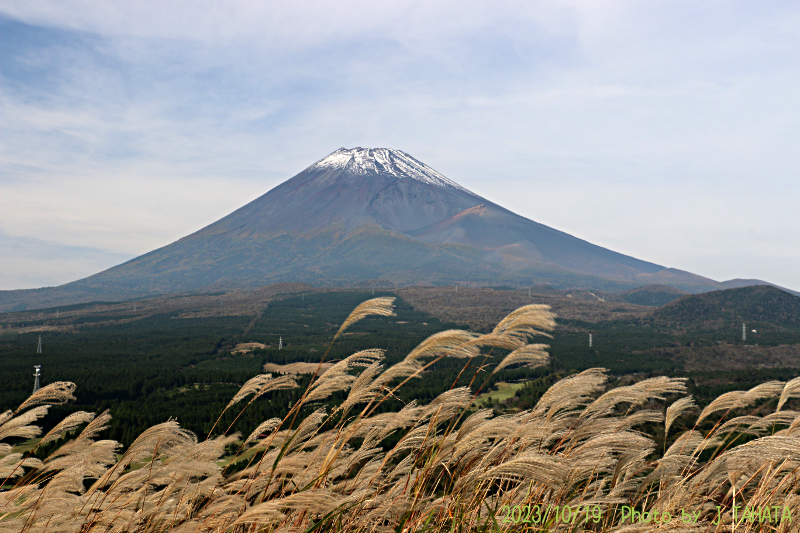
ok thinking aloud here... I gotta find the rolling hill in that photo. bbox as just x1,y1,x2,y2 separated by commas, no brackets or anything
650,285,800,332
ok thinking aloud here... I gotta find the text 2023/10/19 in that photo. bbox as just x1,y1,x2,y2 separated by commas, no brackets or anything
500,503,793,526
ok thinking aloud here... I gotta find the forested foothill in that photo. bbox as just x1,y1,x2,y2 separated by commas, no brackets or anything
1,283,799,450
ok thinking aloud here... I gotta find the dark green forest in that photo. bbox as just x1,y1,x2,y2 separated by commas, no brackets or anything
1,292,528,447
2,289,799,450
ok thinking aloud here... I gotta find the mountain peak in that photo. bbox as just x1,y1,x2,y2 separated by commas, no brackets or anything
310,147,471,193
4,146,761,313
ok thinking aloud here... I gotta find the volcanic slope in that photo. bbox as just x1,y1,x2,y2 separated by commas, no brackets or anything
0,147,773,312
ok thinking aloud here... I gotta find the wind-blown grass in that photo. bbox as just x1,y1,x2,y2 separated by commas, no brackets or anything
1,299,799,532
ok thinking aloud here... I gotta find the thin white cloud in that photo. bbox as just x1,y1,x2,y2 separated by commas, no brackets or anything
0,231,135,289
1,1,799,291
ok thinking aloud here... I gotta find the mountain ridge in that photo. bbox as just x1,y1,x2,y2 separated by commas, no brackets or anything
1,147,793,312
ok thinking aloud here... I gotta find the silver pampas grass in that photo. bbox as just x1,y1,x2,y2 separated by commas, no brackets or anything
2,300,799,533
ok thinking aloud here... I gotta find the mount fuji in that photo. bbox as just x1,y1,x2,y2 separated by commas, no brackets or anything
0,147,775,312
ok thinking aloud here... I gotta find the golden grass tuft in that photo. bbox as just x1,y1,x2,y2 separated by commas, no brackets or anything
262,362,335,375
2,300,799,532
335,297,396,339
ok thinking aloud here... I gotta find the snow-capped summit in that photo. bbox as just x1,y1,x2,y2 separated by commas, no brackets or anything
1,147,731,312
310,147,472,193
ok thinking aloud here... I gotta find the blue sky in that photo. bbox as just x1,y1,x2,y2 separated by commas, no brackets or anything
1,1,799,291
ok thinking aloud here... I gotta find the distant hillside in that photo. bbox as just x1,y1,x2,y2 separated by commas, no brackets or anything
650,285,800,331
621,284,688,307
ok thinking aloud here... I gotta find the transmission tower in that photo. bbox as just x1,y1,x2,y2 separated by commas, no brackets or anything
36,335,42,354
33,366,41,393
279,336,283,350
589,333,593,348
742,323,747,342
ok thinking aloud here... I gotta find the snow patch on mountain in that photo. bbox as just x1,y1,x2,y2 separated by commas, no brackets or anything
311,147,473,194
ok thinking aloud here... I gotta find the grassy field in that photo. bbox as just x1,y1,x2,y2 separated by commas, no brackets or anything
473,381,526,406
2,297,800,532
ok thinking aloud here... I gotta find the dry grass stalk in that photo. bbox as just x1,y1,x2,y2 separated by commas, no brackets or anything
696,381,784,424
262,362,335,374
226,374,299,409
0,406,49,441
39,411,96,446
335,296,396,339
665,396,697,438
777,375,800,411
491,343,549,374
304,349,384,404
14,382,76,414
3,299,800,533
